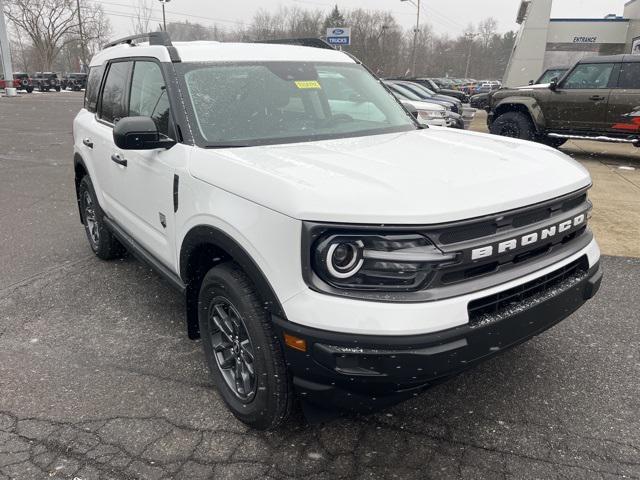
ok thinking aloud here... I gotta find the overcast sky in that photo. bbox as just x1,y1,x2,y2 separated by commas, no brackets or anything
103,0,630,38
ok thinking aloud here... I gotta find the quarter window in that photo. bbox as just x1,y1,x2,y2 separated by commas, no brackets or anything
617,63,640,89
129,61,171,137
562,63,615,90
99,61,131,124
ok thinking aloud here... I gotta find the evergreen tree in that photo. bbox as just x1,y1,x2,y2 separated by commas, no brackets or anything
323,5,346,32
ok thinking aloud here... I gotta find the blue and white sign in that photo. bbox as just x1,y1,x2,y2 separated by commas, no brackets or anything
326,27,351,46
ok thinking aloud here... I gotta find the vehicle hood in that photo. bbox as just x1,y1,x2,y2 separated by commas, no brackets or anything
516,83,551,90
401,99,445,111
189,128,591,224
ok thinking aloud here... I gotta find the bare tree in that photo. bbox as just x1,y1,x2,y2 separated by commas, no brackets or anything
131,0,153,35
4,0,109,71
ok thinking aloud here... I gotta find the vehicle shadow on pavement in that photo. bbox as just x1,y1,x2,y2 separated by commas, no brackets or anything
1,253,638,479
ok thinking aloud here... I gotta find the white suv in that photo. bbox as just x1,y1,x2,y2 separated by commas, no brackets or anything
73,33,603,429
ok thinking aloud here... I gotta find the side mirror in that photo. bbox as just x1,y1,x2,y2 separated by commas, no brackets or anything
528,80,534,85
113,116,176,150
549,79,558,91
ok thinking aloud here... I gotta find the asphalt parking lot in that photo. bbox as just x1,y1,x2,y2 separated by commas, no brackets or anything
1,93,639,480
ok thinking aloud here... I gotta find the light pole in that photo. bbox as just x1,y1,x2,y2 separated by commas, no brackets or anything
0,0,17,96
158,0,171,31
401,0,421,77
464,32,478,78
75,0,88,72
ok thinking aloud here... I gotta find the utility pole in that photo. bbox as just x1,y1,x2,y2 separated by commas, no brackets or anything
75,0,88,72
0,0,16,96
401,0,421,77
464,32,478,78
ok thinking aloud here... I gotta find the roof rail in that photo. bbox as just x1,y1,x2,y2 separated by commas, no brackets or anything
254,38,336,50
103,31,180,62
104,31,172,48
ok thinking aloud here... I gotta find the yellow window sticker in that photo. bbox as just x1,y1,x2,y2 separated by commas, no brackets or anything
294,80,322,90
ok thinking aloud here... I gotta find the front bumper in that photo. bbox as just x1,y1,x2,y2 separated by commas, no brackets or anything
273,259,602,413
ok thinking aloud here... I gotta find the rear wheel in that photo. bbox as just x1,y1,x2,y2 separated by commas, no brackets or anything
198,263,293,430
25,86,33,93
78,176,125,260
490,111,536,141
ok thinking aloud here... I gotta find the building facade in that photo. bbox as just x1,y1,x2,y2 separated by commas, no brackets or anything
503,0,640,87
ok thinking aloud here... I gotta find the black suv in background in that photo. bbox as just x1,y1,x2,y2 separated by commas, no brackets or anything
488,55,640,148
408,78,469,103
32,72,61,92
61,73,88,91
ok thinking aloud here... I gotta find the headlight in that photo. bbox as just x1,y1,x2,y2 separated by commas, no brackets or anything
312,233,457,291
417,110,446,121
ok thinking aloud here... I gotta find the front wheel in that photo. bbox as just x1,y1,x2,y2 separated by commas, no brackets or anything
78,176,125,260
198,263,293,430
55,86,61,92
489,111,536,141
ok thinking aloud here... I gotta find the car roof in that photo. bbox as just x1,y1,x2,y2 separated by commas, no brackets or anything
90,41,355,67
578,54,639,64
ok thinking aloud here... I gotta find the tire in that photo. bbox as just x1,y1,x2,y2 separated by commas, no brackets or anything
26,86,33,93
78,176,125,260
539,136,567,149
55,86,61,92
490,111,536,141
198,262,293,430
39,85,44,92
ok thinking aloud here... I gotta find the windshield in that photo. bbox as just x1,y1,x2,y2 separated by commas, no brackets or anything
537,69,568,84
179,62,416,147
385,82,422,101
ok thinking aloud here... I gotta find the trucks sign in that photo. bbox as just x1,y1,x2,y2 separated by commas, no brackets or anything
326,27,351,46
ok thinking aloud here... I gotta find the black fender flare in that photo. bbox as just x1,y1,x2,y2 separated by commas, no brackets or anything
179,225,287,339
73,153,89,223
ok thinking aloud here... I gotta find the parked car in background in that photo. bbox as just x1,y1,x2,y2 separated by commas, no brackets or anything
409,77,469,103
388,80,476,128
488,54,640,148
0,74,21,92
398,98,450,127
61,72,88,91
475,81,501,94
32,72,61,92
12,72,34,93
384,80,464,128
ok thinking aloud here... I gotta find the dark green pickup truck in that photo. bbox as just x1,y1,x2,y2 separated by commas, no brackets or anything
488,54,640,148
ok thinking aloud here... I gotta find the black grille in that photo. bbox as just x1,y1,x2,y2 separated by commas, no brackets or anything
437,192,588,246
467,256,589,325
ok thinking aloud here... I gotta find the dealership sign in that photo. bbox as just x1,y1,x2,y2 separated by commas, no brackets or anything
327,27,351,46
573,36,597,43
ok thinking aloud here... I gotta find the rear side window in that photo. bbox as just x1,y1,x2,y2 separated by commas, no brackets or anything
562,63,615,90
85,65,105,113
99,61,132,124
617,63,640,89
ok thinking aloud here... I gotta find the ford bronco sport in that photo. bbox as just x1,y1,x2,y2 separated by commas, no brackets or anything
73,32,602,429
489,55,640,149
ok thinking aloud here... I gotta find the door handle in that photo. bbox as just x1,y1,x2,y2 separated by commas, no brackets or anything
111,153,127,167
82,138,93,149
589,95,605,101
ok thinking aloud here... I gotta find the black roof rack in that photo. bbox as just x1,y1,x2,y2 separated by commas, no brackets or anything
103,31,181,62
254,38,336,50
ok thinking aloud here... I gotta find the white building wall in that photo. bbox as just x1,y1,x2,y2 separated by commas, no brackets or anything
503,0,553,87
